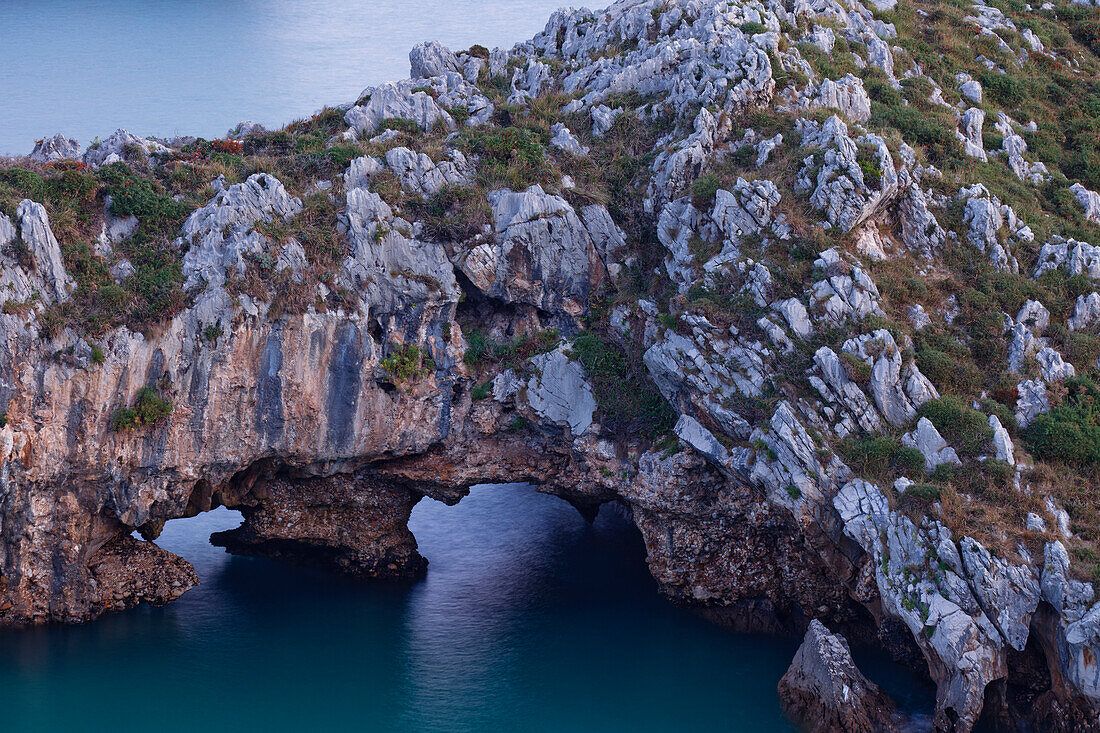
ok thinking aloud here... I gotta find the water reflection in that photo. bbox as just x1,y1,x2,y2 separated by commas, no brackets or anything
0,484,934,732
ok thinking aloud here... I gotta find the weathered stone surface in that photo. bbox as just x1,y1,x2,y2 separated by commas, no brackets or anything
778,620,899,733
1069,293,1100,332
83,128,171,167
1036,236,1100,280
797,116,898,232
774,297,812,339
550,123,589,155
29,133,81,162
1016,379,1050,428
340,169,459,315
15,199,75,304
1071,183,1100,225
898,184,946,258
460,185,607,321
990,414,1015,465
227,121,266,138
524,347,596,435
345,82,455,136
812,74,872,123
409,40,461,79
180,173,303,291
384,146,471,195
957,107,987,161
213,471,427,578
902,417,961,471
809,249,884,325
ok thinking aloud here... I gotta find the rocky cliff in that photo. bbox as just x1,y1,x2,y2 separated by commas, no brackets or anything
7,0,1100,729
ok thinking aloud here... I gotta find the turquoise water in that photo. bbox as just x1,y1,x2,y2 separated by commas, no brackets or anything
0,0,567,154
0,484,934,731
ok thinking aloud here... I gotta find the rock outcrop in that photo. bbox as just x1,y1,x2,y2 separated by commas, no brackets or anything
778,620,899,733
6,0,1100,729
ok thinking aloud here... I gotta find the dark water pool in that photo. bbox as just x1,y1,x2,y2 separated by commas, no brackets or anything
0,484,934,731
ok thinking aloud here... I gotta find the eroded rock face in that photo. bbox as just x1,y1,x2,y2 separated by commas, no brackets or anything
29,133,81,162
212,471,427,579
778,620,899,733
82,128,171,168
460,186,611,323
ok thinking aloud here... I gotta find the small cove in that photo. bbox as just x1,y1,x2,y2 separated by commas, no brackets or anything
0,485,934,731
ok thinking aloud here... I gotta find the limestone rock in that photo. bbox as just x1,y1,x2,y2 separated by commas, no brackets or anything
29,133,81,162
990,415,1015,465
550,123,589,156
902,417,961,471
909,304,932,331
227,121,266,139
812,75,872,123
460,185,607,321
345,82,455,137
957,107,987,162
180,173,303,291
1072,183,1100,225
834,480,1009,730
384,147,471,195
809,249,884,325
755,133,782,167
1035,236,1100,280
797,116,898,232
16,199,75,304
774,298,812,339
1017,299,1050,334
409,41,461,79
711,178,781,244
1016,379,1050,428
524,347,596,435
340,170,459,315
778,620,899,733
1069,293,1100,332
591,105,621,137
1036,347,1075,383
674,414,731,468
83,129,171,167
959,78,983,105
898,184,946,258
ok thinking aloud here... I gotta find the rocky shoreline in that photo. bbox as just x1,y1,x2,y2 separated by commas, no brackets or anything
5,0,1100,729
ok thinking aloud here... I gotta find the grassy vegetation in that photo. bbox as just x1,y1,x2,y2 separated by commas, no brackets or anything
1025,376,1100,464
569,330,676,439
110,386,173,431
380,344,435,383
917,397,994,457
463,328,560,370
406,185,492,242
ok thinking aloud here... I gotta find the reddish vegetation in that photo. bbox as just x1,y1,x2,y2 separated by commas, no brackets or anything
212,139,244,154
43,160,89,173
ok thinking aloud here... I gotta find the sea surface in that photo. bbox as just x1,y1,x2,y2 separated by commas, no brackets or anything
0,484,934,731
0,0,571,154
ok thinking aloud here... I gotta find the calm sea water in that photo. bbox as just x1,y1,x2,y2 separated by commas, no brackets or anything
0,485,934,731
0,0,569,155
